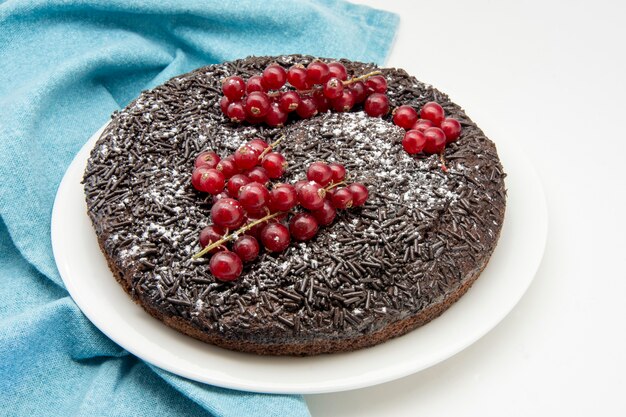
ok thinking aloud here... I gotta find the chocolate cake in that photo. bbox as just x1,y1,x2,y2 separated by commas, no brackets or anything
83,55,506,355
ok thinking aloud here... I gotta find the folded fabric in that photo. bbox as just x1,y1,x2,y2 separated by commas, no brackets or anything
0,0,398,416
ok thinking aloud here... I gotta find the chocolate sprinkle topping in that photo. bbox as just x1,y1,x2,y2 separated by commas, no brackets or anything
83,55,506,355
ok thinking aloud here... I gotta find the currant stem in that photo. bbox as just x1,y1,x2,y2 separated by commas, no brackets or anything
439,152,448,173
258,135,285,160
192,211,285,259
342,70,383,86
325,180,347,191
281,70,383,96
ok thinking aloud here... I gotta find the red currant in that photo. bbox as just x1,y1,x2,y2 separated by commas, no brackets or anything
226,102,246,122
226,174,250,198
269,183,298,212
411,119,435,132
365,75,387,94
210,198,245,229
312,90,330,113
260,223,290,252
232,235,260,263
287,65,309,90
238,182,270,212
245,92,271,117
246,166,270,185
199,225,226,253
247,138,269,153
212,191,229,205
194,151,220,169
246,75,266,93
222,76,245,101
294,180,308,194
420,102,445,126
289,213,319,241
347,183,368,206
279,91,301,113
262,64,287,90
440,117,462,143
331,187,353,209
364,93,389,117
234,144,261,170
298,181,325,210
296,96,318,119
307,162,333,186
220,96,231,115
312,200,336,226
331,90,355,113
216,156,240,179
402,130,427,154
350,81,367,104
423,127,447,154
327,62,348,81
306,60,330,85
328,163,346,183
393,105,418,130
209,251,243,281
261,152,287,178
191,167,225,194
245,112,265,125
265,103,288,127
323,77,344,99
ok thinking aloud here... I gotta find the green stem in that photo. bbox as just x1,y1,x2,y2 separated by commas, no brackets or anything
280,70,383,96
192,211,285,259
325,180,347,191
342,70,383,86
439,152,448,173
258,135,285,160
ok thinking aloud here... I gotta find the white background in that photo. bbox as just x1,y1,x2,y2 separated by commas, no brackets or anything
306,1,626,415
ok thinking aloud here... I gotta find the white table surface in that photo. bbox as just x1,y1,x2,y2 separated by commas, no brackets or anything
306,0,626,415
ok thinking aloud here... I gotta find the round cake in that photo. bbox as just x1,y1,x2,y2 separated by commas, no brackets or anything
83,55,506,355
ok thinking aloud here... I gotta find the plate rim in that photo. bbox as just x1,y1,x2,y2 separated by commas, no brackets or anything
51,122,547,394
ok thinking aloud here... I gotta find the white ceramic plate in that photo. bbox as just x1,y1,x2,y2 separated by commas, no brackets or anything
51,123,547,394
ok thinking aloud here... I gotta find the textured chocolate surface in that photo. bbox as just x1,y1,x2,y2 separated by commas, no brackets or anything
83,55,506,355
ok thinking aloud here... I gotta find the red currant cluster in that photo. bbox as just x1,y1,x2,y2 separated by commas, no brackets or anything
191,139,368,282
392,102,462,156
219,60,391,127
192,137,286,195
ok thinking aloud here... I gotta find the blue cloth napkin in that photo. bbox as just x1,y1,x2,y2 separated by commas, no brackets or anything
0,0,398,415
